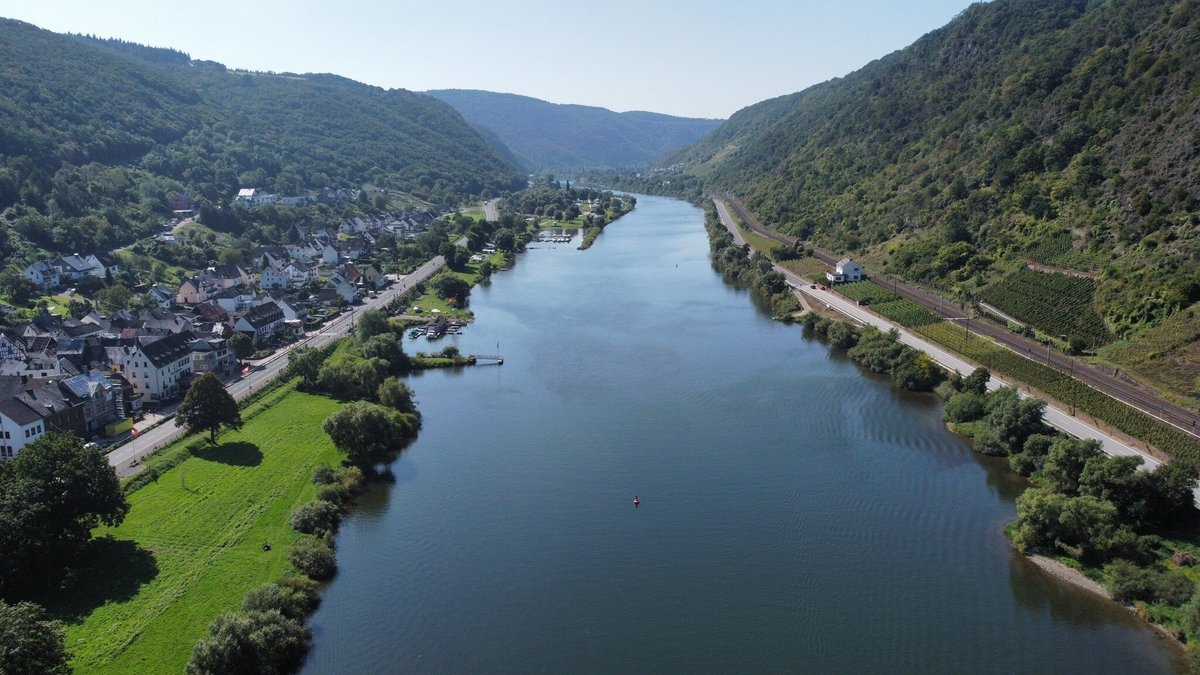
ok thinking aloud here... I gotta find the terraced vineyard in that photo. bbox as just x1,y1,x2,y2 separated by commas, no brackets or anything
834,280,901,305
872,299,941,328
1026,231,1105,271
916,323,1200,462
980,269,1113,347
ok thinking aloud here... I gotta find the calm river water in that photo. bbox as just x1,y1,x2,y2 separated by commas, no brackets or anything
301,195,1181,673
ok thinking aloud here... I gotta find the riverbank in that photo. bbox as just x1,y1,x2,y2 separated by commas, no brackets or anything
300,193,1180,673
1027,555,1111,598
42,384,343,673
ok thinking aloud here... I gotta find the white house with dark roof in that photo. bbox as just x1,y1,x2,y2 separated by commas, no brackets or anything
0,398,46,459
119,332,195,403
234,301,285,346
260,265,290,290
23,261,61,289
826,258,864,284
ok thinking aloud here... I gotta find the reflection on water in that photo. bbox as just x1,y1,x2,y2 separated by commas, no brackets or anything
302,195,1183,674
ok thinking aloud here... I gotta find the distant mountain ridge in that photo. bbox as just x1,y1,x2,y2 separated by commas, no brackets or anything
0,18,525,257
426,89,723,171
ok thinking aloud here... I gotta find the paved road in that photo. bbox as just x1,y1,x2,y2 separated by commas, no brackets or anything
107,254,449,477
712,198,747,247
714,193,1200,442
483,198,500,222
712,197,1166,471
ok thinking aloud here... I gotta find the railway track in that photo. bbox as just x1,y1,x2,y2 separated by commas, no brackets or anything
713,192,1200,442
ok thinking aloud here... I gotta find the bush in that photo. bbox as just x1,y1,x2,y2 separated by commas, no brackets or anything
944,392,987,423
377,377,418,414
1105,560,1194,606
311,463,341,486
241,582,318,621
186,610,311,675
826,321,858,348
289,537,336,581
289,500,340,536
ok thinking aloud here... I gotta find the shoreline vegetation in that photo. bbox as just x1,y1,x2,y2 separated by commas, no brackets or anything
701,199,1200,667
9,188,634,674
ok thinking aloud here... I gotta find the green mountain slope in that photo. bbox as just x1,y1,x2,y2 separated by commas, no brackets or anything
0,19,525,257
675,0,1200,342
427,89,723,170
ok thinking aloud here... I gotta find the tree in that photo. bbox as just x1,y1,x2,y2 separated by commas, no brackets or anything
825,321,858,348
229,332,254,359
288,537,336,581
962,367,991,395
177,372,243,443
323,401,418,467
96,284,132,313
494,227,516,252
0,600,70,675
432,273,470,304
241,581,318,621
377,377,418,415
355,308,391,342
974,387,1045,456
1041,438,1104,496
289,500,339,536
0,267,36,304
187,609,311,675
0,434,128,591
943,392,986,423
67,297,92,319
362,333,409,374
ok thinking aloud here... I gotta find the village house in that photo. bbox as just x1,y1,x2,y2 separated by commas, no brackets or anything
285,261,316,286
0,398,46,459
359,263,384,289
147,284,175,310
60,370,123,437
265,292,307,323
176,277,212,305
257,246,289,271
211,288,257,313
260,265,290,290
326,272,359,303
23,261,61,290
119,332,195,404
234,188,278,207
826,258,864,284
203,264,252,291
190,337,236,375
234,301,285,346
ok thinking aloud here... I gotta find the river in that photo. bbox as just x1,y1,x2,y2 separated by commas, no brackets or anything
301,195,1181,673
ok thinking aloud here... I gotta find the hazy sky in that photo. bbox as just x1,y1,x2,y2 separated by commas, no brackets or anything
0,0,980,119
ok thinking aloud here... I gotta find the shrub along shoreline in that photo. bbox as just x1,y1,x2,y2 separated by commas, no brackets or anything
186,311,422,673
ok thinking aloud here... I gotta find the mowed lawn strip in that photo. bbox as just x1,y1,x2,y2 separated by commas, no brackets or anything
58,384,343,674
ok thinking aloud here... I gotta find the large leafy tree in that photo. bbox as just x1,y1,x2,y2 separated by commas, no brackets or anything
323,401,418,468
0,433,128,591
177,372,243,443
0,600,70,675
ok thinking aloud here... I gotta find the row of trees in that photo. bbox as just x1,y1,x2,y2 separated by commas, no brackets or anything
705,205,798,318
188,313,423,672
802,316,945,392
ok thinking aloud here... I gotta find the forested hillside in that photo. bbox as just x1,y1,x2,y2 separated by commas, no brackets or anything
0,19,525,259
671,0,1200,350
427,89,723,170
